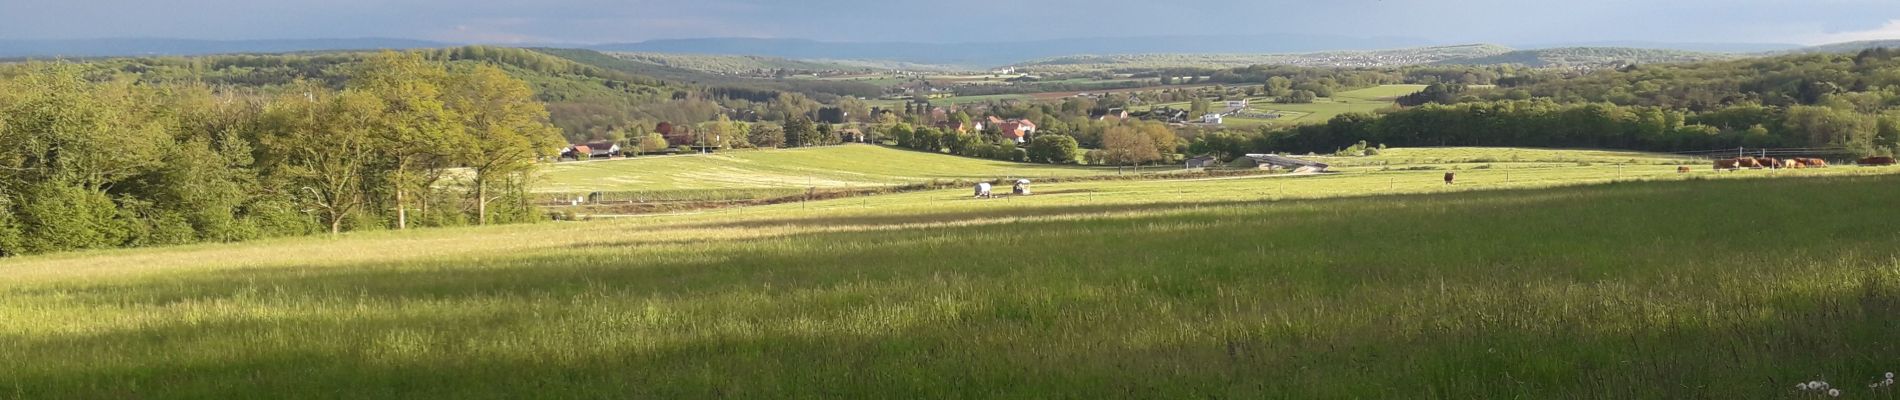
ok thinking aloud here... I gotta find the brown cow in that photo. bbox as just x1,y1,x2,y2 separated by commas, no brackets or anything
1782,159,1801,169
1740,158,1764,169
1715,159,1739,171
1859,156,1898,166
1677,166,1692,173
1800,158,1829,168
1757,157,1780,169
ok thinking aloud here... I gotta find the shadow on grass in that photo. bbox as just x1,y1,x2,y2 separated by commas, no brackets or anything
4,270,1897,399
6,174,1900,398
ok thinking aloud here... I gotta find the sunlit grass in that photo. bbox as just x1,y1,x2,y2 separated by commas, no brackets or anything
536,144,1114,194
4,150,1900,398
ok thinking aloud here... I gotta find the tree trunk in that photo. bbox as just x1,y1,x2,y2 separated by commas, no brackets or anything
396,188,407,230
395,164,408,230
476,175,488,226
329,212,342,236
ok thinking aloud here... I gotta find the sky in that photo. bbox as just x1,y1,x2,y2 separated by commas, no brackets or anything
2,0,1899,46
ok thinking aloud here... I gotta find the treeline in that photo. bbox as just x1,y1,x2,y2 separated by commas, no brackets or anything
880,117,1183,167
951,78,1162,97
1189,100,1899,158
61,46,683,145
1475,49,1900,111
0,52,562,256
531,48,883,103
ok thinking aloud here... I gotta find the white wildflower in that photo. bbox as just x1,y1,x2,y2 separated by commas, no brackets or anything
1889,372,1896,379
1828,388,1841,397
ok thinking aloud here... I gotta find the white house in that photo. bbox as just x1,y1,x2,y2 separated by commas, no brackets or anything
583,141,621,158
1225,99,1249,109
1201,113,1223,124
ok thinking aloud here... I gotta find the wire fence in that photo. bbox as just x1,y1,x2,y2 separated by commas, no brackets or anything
1667,147,1860,160
541,147,1885,219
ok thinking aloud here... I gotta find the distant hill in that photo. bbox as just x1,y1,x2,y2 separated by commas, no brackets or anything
589,34,1433,68
1010,44,1515,72
532,48,884,100
0,38,450,58
1515,41,1800,53
1434,47,1735,67
609,53,872,75
1790,40,1900,54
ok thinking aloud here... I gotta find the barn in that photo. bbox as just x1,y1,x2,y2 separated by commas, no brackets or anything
1235,154,1329,173
1184,155,1220,169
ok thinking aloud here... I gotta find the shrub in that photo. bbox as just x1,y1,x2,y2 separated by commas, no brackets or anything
0,196,21,257
16,182,125,254
1027,135,1082,164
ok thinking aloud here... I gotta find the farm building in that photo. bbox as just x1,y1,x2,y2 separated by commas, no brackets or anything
561,145,591,160
1201,113,1223,124
583,141,621,158
996,119,1037,143
1141,107,1191,123
1185,156,1220,169
937,119,973,133
1090,108,1129,121
1235,154,1329,172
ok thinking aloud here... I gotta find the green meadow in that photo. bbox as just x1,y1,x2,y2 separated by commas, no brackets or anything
4,147,1899,398
1140,84,1425,127
536,145,1114,194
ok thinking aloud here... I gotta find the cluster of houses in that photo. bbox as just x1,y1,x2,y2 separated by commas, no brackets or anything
933,113,1038,143
1128,99,1262,125
560,140,622,160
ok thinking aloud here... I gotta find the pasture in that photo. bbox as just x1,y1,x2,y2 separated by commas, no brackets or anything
537,145,1112,194
1138,84,1426,127
4,147,1899,398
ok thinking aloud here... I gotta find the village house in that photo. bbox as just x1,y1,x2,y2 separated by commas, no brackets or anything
996,119,1037,143
1090,108,1129,121
1140,107,1191,123
936,119,972,133
583,140,621,158
1201,113,1223,124
1185,155,1220,169
561,145,591,160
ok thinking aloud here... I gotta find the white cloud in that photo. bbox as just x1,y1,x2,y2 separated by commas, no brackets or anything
1809,19,1900,44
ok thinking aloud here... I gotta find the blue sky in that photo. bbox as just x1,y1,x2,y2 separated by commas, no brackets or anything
2,0,1898,45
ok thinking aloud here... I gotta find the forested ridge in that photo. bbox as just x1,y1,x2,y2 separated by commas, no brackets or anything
1191,49,1900,157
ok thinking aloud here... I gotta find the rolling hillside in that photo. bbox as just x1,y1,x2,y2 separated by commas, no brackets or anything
1012,44,1514,72
588,35,1436,67
1010,44,1740,72
536,145,1114,193
1437,47,1736,67
1791,39,1900,54
608,53,873,75
4,147,1897,398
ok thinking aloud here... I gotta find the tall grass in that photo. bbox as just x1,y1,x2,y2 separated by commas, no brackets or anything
3,174,1900,398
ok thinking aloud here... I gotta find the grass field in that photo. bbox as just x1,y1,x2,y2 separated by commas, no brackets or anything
868,94,1034,108
537,145,1112,194
1334,84,1430,100
1137,84,1425,127
5,148,1900,398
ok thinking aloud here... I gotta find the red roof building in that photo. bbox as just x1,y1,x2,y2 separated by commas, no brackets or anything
996,119,1037,143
